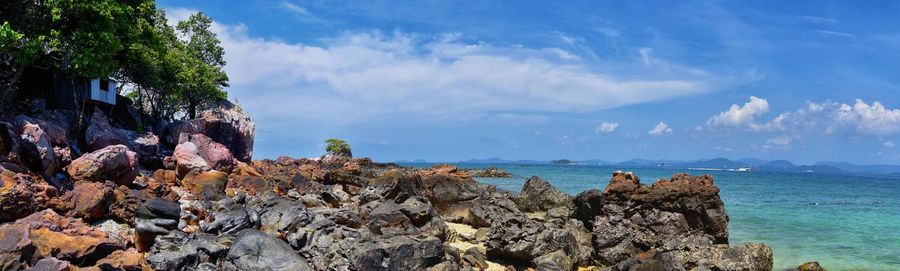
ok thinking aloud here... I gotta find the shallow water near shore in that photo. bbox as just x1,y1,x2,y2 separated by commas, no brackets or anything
403,163,900,271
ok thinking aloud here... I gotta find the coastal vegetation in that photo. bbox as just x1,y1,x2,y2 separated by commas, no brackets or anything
325,138,352,158
0,1,227,119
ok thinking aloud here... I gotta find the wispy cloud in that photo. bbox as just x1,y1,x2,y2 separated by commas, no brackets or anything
816,30,857,38
280,1,310,15
595,27,620,38
799,15,837,24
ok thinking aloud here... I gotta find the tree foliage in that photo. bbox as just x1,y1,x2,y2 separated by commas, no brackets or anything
0,1,229,120
325,138,352,157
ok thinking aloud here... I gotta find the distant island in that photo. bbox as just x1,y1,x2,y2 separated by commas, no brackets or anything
396,157,900,176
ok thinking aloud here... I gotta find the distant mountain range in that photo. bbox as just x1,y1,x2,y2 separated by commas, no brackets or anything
394,157,900,176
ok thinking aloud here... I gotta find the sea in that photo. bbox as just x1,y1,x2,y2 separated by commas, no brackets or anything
401,163,900,271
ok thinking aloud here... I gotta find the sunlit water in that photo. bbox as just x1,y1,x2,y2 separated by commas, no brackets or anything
402,163,900,271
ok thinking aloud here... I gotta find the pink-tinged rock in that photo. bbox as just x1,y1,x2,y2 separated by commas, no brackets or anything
67,145,138,186
167,101,255,163
173,142,210,177
174,134,235,177
19,123,58,176
28,257,74,271
85,109,127,151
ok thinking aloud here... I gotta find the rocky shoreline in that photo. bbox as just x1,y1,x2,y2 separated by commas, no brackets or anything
0,100,823,271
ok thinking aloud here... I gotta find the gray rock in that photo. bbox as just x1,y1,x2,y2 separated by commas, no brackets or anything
202,200,253,235
594,172,731,265
146,232,233,271
485,215,580,267
534,250,574,271
225,229,311,271
517,176,573,212
254,198,314,237
348,236,445,271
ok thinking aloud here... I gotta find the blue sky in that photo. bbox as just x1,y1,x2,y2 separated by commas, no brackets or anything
159,0,900,164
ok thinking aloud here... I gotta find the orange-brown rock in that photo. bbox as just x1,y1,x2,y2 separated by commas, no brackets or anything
181,170,228,200
0,169,57,221
51,181,115,222
226,175,272,196
108,185,141,225
233,161,262,177
92,249,147,271
152,170,178,186
0,210,124,267
299,163,326,181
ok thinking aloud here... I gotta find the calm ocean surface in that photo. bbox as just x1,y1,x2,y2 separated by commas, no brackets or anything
403,163,900,271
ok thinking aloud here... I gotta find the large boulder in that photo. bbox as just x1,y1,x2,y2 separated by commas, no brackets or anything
224,229,312,271
593,172,731,265
146,231,232,270
51,181,115,222
174,134,235,177
167,100,255,163
0,210,124,268
253,198,315,238
85,109,128,151
348,236,446,271
135,198,181,252
604,242,773,271
517,176,573,212
572,189,603,227
66,145,138,186
485,215,585,267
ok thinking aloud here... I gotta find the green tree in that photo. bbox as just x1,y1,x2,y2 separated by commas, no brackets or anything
175,12,228,119
325,138,352,157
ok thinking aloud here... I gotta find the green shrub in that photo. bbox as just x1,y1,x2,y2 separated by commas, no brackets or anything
324,138,352,157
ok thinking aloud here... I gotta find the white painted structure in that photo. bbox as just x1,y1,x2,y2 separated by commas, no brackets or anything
89,78,116,105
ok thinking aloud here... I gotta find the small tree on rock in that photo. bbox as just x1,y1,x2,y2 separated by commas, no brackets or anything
324,138,352,157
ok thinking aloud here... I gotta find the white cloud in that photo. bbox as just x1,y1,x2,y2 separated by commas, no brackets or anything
884,141,895,148
167,12,723,126
648,122,672,136
280,2,310,15
704,98,900,138
596,122,619,134
768,99,900,136
706,96,770,130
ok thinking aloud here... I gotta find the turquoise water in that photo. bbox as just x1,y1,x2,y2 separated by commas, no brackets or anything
404,163,900,271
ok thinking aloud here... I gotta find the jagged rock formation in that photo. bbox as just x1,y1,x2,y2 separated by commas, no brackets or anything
0,99,784,271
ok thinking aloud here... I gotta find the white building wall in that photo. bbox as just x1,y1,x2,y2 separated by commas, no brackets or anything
89,79,117,105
